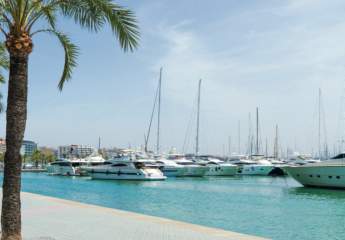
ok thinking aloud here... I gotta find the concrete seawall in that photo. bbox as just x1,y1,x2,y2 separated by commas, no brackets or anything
1,192,269,240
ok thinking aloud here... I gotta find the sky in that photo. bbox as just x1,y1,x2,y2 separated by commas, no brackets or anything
1,0,345,156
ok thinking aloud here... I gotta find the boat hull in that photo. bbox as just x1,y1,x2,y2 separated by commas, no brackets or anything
162,167,186,177
181,166,207,177
237,165,274,176
205,165,238,176
284,165,345,189
46,165,76,176
89,169,166,181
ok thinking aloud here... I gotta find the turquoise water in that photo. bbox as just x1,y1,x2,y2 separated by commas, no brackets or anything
8,173,345,240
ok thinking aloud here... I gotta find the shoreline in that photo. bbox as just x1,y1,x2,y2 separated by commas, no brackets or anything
1,191,269,240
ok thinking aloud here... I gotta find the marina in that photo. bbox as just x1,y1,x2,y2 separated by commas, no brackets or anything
10,172,345,240
1,1,345,239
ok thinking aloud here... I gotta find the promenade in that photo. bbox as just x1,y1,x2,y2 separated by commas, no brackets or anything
1,192,268,240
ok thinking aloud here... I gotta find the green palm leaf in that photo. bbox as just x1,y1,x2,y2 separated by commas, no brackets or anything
0,42,9,113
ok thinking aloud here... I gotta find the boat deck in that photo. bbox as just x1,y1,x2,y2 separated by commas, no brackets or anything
1,191,268,240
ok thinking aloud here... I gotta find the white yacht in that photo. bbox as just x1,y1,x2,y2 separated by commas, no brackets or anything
196,156,238,176
174,159,208,177
239,159,275,175
234,155,275,176
155,159,187,177
167,154,207,177
47,159,80,176
79,151,106,176
86,160,166,181
288,153,321,165
283,153,345,189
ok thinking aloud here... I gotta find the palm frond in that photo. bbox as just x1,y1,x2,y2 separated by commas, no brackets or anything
59,0,140,51
0,41,8,113
0,92,3,113
32,29,79,90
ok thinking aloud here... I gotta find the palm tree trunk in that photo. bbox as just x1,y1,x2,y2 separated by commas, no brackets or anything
1,52,29,240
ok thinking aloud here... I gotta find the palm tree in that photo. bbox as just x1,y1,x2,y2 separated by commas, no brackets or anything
0,42,9,113
0,1,139,239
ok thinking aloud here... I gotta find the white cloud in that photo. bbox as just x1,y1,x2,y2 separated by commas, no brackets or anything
146,2,345,154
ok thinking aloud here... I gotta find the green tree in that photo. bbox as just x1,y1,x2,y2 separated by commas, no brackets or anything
0,1,139,239
0,152,4,162
30,150,42,168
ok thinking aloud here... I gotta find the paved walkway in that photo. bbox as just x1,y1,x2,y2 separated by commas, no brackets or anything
2,192,268,240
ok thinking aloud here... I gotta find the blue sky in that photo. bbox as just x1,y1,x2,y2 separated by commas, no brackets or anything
1,0,345,155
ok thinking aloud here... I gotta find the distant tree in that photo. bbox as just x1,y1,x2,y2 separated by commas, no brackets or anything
0,152,4,162
31,150,42,168
40,149,56,164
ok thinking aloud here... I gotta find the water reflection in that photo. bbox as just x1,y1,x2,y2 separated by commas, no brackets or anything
288,186,345,200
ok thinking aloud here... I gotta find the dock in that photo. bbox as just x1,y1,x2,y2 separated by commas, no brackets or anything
1,192,268,240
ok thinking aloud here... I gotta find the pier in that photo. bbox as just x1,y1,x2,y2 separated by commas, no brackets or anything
0,191,268,240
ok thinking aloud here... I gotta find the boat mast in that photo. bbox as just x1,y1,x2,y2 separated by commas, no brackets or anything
144,68,161,153
195,79,201,156
256,107,259,155
228,136,231,157
238,120,241,154
274,125,279,159
265,138,268,157
318,88,321,160
156,67,162,154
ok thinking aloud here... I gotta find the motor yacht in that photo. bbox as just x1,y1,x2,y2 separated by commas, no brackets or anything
283,153,345,189
196,156,238,176
155,159,187,177
79,151,106,176
231,155,276,176
85,159,166,181
173,158,208,177
47,159,80,176
288,153,321,165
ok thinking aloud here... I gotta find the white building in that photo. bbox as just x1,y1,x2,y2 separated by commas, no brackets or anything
58,145,94,159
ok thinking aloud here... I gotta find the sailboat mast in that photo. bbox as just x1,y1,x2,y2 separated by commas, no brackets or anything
156,67,162,154
238,121,241,154
274,125,279,159
228,136,231,157
195,79,202,156
318,88,321,160
265,138,268,157
256,107,259,155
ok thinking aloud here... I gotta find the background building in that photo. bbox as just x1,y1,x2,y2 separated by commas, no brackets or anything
58,145,94,159
0,138,37,156
0,138,5,153
21,140,38,156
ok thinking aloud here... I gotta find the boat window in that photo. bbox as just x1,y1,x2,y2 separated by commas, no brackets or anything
336,176,341,179
328,176,333,179
309,175,313,178
59,162,71,166
317,175,321,178
111,163,127,167
134,162,145,169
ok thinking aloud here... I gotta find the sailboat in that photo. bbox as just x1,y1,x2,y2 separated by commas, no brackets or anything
193,80,237,176
236,108,276,175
